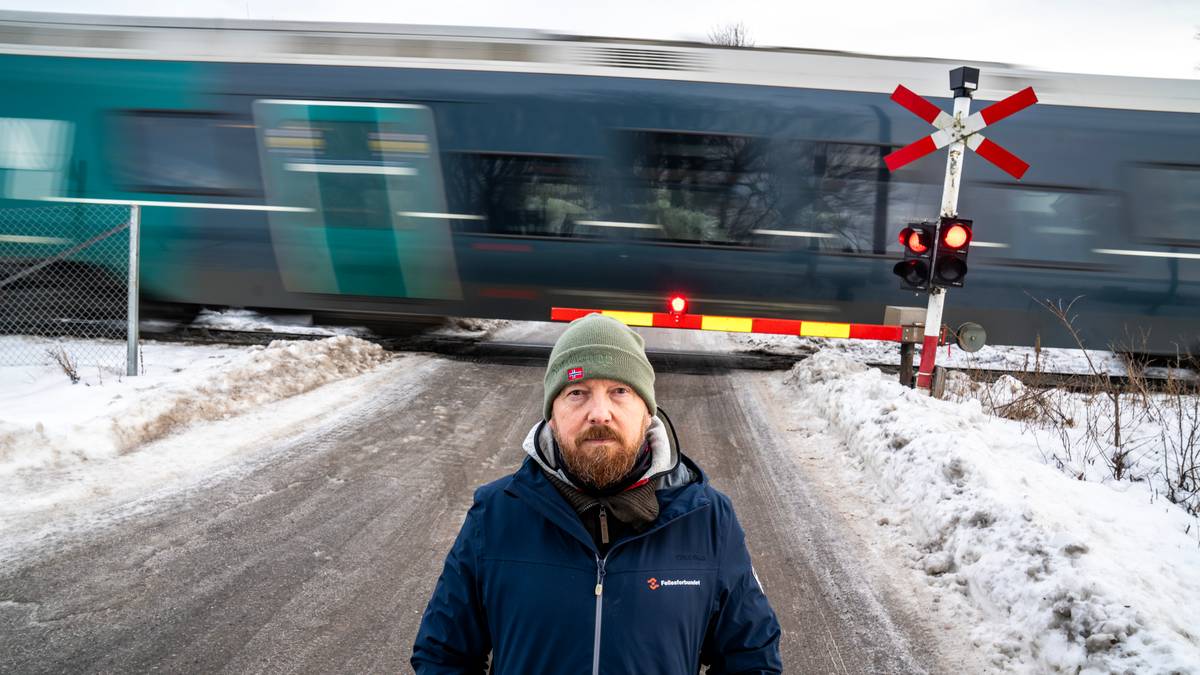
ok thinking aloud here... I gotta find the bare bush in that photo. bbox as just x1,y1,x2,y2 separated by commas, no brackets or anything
1034,297,1159,482
46,345,80,384
708,22,754,47
950,296,1199,518
951,329,1090,476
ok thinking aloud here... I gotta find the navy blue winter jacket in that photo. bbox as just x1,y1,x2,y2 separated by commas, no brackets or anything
411,452,782,674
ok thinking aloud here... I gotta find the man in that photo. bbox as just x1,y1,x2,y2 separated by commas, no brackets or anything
412,314,782,674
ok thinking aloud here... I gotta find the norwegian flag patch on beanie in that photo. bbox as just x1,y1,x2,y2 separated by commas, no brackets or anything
567,367,584,381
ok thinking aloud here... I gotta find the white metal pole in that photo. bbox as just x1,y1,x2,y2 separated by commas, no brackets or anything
915,94,972,392
126,204,140,376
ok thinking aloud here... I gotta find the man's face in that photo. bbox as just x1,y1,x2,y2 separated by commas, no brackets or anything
550,378,651,489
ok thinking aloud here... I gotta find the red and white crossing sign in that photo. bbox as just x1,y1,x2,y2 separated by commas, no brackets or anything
884,84,1038,179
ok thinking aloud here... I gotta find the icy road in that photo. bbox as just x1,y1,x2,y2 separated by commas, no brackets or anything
0,324,971,674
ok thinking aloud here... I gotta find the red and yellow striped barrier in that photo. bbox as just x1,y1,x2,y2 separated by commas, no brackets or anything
550,307,903,342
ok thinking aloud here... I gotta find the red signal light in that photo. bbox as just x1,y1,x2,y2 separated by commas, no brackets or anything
668,295,688,315
895,223,936,291
900,227,929,254
941,223,971,250
933,217,973,288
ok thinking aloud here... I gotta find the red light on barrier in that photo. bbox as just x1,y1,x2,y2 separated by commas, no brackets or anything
668,295,688,315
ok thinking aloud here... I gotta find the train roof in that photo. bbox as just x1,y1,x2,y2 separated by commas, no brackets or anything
1,10,1198,114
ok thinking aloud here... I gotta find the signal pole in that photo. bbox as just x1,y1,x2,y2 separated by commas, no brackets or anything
884,67,1037,394
915,73,974,391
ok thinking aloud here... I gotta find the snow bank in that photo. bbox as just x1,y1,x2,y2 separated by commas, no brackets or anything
431,317,511,339
786,350,1200,673
737,333,1130,375
0,335,389,475
192,307,370,336
946,371,1200,517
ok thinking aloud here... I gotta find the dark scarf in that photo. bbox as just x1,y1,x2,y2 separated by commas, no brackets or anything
544,472,660,534
546,437,660,532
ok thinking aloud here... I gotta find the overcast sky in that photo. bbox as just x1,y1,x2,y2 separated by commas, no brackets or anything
1,0,1196,79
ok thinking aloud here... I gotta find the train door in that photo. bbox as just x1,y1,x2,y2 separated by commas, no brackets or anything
253,100,462,300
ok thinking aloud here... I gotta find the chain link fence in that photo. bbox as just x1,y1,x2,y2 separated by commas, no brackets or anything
0,203,139,376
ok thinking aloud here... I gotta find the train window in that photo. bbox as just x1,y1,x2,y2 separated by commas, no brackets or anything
764,140,889,253
621,131,776,245
0,117,73,199
116,112,261,196
1128,164,1200,247
443,153,604,237
954,184,1119,265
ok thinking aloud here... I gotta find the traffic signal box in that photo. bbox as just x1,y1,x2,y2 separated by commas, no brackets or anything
894,222,936,291
933,217,972,288
894,217,973,291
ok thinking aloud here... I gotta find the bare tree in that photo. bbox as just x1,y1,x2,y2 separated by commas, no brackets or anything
708,22,754,47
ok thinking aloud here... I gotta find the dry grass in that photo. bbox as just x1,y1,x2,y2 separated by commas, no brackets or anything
1155,364,1200,515
947,297,1200,515
46,345,80,384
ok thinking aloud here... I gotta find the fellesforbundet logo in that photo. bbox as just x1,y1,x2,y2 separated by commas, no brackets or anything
647,577,700,590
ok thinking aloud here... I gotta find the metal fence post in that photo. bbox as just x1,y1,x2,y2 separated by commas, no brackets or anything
126,204,140,376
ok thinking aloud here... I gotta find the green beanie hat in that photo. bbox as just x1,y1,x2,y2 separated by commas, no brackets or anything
543,313,656,420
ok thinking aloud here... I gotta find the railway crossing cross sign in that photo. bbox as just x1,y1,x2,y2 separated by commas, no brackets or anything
884,67,1037,392
885,81,1037,179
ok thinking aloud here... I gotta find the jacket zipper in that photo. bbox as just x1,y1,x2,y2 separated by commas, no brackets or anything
591,506,609,675
598,505,610,545
587,502,709,675
592,553,608,675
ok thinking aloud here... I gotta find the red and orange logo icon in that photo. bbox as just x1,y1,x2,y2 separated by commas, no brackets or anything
646,577,659,590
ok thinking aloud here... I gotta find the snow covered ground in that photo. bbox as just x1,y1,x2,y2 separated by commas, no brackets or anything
776,351,1200,673
0,333,398,564
734,332,1136,376
189,307,372,336
427,316,511,339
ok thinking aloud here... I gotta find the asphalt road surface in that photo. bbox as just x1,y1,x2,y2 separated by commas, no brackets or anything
0,328,961,673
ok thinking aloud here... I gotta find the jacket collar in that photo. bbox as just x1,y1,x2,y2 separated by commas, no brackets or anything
522,416,695,492
505,435,710,554
504,458,599,551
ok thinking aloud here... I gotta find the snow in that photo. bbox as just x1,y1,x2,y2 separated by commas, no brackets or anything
428,316,511,339
0,334,388,474
734,333,1134,376
0,334,397,564
191,307,371,336
779,350,1200,673
190,307,512,341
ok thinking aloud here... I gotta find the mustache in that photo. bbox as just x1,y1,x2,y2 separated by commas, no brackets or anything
576,425,620,444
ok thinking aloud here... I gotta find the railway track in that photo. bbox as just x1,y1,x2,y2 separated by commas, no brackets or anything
138,324,1196,392
9,316,1192,391
137,324,802,374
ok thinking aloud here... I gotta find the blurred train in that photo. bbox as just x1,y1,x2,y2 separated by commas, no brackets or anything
1,11,1198,352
